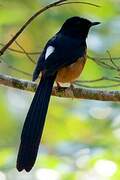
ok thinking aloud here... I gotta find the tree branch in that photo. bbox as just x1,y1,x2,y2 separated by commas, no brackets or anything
0,73,120,102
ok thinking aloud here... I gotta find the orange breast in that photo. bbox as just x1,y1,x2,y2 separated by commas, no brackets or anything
56,55,86,83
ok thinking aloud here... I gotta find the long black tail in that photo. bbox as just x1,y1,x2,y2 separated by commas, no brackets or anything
16,74,56,172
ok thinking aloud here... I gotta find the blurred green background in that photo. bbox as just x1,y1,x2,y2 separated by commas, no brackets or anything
0,0,120,179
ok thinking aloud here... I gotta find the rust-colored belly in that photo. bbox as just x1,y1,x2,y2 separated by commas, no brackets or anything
56,56,86,83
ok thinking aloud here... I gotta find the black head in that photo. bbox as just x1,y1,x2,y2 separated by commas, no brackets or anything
60,16,100,38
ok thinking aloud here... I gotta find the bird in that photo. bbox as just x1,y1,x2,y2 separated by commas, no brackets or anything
16,16,100,172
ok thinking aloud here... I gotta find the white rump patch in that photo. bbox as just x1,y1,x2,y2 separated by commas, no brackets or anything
45,46,55,60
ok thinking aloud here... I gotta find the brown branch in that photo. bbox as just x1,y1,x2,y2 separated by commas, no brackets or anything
0,73,120,102
0,73,36,91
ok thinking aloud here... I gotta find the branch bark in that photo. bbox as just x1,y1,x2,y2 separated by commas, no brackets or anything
0,73,120,102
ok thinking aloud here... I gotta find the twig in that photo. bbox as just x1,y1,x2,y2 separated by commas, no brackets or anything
74,82,120,88
75,77,120,84
14,40,36,64
88,55,120,61
90,56,119,71
75,77,104,83
56,1,100,7
0,57,32,77
106,50,119,70
115,76,120,79
0,43,40,55
0,73,120,102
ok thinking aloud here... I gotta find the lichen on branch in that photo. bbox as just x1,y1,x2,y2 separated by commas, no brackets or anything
0,73,120,102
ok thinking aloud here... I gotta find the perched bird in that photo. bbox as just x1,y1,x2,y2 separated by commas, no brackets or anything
16,16,100,172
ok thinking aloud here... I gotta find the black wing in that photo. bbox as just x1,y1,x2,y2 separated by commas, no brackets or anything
33,33,86,80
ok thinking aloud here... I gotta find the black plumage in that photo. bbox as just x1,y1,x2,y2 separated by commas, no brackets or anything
17,16,100,172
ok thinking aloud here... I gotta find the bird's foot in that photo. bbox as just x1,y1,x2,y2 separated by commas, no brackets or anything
69,82,75,99
69,82,74,90
56,81,62,90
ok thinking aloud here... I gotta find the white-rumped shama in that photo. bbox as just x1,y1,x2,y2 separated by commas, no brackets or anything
16,16,100,172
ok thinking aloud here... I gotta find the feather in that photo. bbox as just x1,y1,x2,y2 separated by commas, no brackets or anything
17,74,56,172
45,46,55,60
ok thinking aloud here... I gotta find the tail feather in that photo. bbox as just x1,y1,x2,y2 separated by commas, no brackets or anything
16,74,56,172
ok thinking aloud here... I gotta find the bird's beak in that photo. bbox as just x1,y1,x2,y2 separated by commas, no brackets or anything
91,22,101,26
